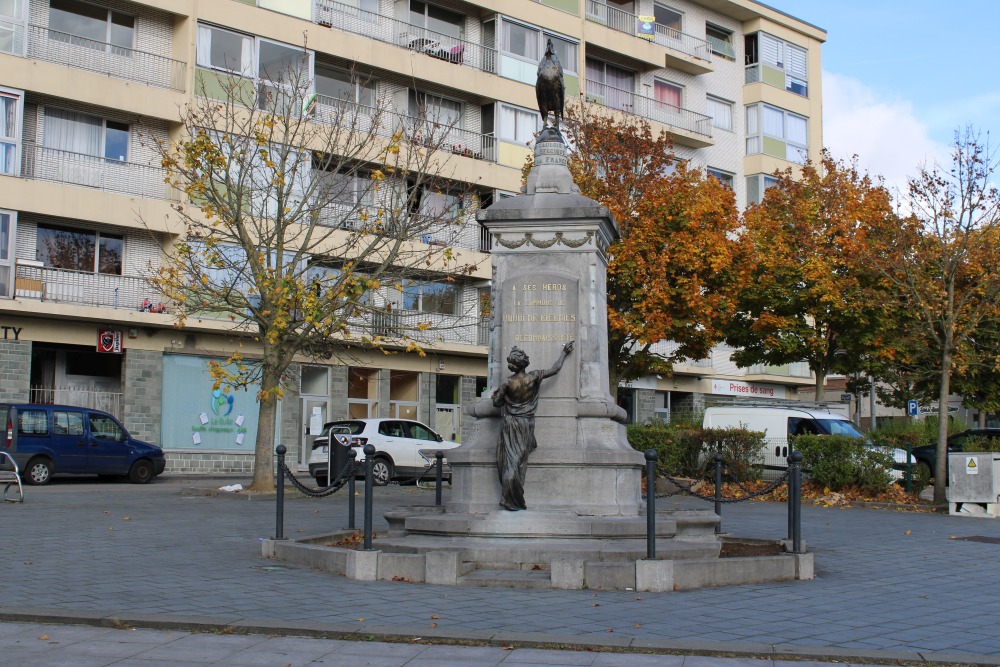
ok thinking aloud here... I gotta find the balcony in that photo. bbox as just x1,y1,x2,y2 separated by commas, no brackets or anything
13,261,160,312
584,80,712,146
584,1,712,74
314,0,497,75
20,141,176,201
366,309,487,346
26,24,186,91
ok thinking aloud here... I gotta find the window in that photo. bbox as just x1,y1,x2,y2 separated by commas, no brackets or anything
315,65,375,107
706,23,734,58
256,38,312,111
410,1,464,40
501,20,578,73
0,0,26,55
49,0,134,55
407,422,437,441
586,58,634,111
89,413,124,441
498,104,540,145
653,79,682,111
0,86,21,175
18,409,48,435
0,210,14,297
36,224,123,275
416,188,462,221
53,411,85,436
654,4,682,35
43,108,129,161
401,279,459,315
745,32,807,97
745,103,808,164
196,24,252,74
746,173,779,205
409,90,461,127
706,96,733,131
707,168,733,189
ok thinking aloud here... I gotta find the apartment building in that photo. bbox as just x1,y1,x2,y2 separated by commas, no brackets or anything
0,0,825,474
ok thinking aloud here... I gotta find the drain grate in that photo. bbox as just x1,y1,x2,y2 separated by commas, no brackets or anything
953,536,1000,544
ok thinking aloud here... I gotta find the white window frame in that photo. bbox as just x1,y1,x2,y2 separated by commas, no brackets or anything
745,103,808,164
497,103,541,145
756,32,808,97
653,78,683,112
705,23,734,58
398,279,460,315
409,89,463,128
653,3,683,36
0,208,16,298
196,23,253,75
500,18,578,75
314,64,376,107
35,222,124,275
42,106,130,161
746,173,779,205
0,85,23,176
706,95,733,131
0,0,27,56
707,167,734,189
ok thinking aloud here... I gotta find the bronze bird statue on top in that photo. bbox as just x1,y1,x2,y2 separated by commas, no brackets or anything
536,38,565,132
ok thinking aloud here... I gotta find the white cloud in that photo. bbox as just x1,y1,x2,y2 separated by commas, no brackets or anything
822,72,949,198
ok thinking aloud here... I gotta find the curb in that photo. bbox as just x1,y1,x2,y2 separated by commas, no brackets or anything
1,607,999,666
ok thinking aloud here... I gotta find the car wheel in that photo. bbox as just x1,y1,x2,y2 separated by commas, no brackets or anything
25,457,53,486
315,474,328,488
128,459,155,484
372,458,393,486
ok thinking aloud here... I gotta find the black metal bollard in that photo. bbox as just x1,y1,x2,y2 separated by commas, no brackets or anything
362,443,376,550
788,450,803,553
274,445,286,540
347,448,357,530
435,450,444,506
714,453,723,534
645,449,657,559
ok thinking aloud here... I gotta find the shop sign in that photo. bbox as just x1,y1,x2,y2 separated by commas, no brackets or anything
96,329,123,354
710,379,786,399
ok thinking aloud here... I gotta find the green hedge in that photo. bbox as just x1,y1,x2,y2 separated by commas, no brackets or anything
626,422,765,482
792,434,893,493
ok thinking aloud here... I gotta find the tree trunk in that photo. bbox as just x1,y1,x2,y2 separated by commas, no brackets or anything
813,369,826,402
249,363,283,493
979,411,987,428
933,347,953,505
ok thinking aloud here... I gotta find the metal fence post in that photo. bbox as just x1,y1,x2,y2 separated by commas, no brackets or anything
435,450,444,506
363,443,376,550
714,452,723,534
645,449,657,559
789,450,803,553
347,448,357,530
274,445,286,540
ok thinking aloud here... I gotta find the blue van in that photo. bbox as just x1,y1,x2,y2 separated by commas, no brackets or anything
0,404,166,485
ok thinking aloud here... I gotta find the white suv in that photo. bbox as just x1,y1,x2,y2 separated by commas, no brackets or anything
307,418,459,486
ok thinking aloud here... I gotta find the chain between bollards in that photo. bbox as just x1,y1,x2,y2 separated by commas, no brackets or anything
435,451,444,507
645,449,657,559
787,450,803,553
347,448,357,530
714,452,723,534
362,443,376,550
274,445,286,540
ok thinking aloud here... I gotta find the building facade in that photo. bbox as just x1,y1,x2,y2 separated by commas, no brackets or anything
0,0,825,474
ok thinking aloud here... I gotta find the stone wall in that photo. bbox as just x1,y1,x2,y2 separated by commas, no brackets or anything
0,339,31,402
122,348,162,444
633,388,657,425
459,375,479,444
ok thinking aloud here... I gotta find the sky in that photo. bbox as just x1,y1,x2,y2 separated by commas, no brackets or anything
766,0,1000,195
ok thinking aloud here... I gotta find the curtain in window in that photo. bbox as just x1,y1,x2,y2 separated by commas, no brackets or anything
0,94,16,175
762,105,784,137
196,25,212,67
706,97,732,130
654,80,681,109
786,114,807,146
500,105,536,144
502,22,537,60
43,107,102,156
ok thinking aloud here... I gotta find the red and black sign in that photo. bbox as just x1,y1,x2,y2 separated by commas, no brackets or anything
97,329,123,354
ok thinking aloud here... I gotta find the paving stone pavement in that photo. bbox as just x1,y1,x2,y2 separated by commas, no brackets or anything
2,476,1000,666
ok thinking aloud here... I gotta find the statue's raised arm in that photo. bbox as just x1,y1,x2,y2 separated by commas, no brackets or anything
536,38,565,133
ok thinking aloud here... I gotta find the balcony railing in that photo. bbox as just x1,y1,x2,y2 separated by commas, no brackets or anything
27,24,186,90
29,386,123,419
314,0,497,74
20,141,176,201
14,261,158,312
584,1,711,62
364,309,487,346
584,80,712,137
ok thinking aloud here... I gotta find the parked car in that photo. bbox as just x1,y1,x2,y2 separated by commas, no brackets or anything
911,428,1000,480
0,403,165,485
308,418,458,486
703,405,914,482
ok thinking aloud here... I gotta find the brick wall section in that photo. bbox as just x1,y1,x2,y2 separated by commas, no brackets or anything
280,366,302,464
121,349,163,444
419,372,434,427
376,369,391,417
0,339,31,402
330,365,349,420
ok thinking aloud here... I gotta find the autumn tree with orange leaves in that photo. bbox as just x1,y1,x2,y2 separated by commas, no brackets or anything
563,105,745,394
726,152,897,401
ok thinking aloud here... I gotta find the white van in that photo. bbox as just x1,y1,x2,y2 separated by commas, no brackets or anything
702,405,910,481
